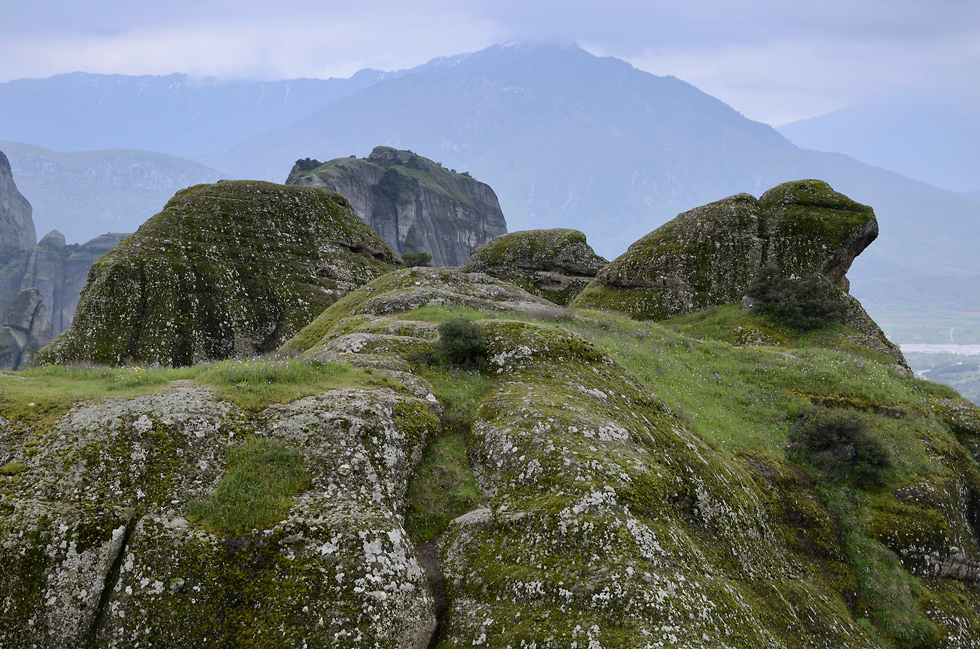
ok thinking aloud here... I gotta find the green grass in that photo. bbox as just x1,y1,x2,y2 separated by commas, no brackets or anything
0,355,403,428
404,432,482,542
186,436,309,536
0,364,197,429
820,485,940,648
397,304,490,323
404,366,493,541
560,308,942,468
194,354,402,410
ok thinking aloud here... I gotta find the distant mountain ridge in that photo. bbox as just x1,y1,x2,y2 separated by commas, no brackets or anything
0,141,224,243
778,101,980,195
1,43,978,341
0,70,394,156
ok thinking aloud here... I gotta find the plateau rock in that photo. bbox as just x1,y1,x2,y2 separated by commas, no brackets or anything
34,181,399,367
286,147,507,267
465,228,608,305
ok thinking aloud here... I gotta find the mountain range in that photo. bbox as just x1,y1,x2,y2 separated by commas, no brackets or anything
1,42,977,342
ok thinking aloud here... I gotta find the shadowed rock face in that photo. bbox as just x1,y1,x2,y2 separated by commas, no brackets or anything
287,147,507,267
0,287,53,370
465,228,608,305
573,180,878,320
34,181,400,367
0,150,35,253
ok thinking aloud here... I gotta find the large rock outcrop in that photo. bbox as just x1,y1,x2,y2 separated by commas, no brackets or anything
574,180,878,320
0,382,439,648
465,228,608,305
0,150,35,253
13,230,128,336
286,147,507,267
5,266,980,646
0,287,53,370
34,181,399,367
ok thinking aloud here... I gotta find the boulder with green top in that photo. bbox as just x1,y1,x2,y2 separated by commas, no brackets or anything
33,180,399,367
465,228,608,305
286,147,507,267
573,180,877,319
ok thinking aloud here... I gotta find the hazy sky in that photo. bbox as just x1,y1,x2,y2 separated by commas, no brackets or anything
1,0,977,125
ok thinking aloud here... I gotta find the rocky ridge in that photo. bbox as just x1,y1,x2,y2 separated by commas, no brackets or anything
286,147,507,267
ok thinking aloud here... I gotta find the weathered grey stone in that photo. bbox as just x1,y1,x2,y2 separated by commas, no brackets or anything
0,150,35,252
287,147,507,267
0,287,53,370
466,228,608,305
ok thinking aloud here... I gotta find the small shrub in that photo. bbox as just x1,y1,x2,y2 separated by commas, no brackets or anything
746,268,847,331
789,406,891,487
433,318,487,368
293,157,321,171
402,250,433,268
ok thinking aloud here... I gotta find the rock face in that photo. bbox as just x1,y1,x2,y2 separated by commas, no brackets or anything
465,228,608,305
34,181,399,367
13,231,129,336
574,180,878,320
286,147,507,267
0,150,35,253
5,266,980,646
0,287,53,369
0,382,439,648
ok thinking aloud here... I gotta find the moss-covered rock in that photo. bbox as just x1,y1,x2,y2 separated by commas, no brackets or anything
573,180,877,319
33,181,399,367
0,381,440,648
465,228,608,305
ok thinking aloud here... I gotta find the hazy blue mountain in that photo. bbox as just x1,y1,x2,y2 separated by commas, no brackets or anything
778,101,980,195
0,141,224,242
0,70,391,156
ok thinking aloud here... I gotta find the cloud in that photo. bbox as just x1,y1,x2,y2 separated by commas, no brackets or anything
1,0,977,124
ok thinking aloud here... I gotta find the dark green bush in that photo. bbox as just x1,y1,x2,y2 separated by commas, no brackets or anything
433,318,487,368
746,268,847,331
402,250,433,267
789,406,891,487
293,157,321,172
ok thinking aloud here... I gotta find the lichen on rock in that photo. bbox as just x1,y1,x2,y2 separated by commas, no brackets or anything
466,228,608,305
33,181,399,367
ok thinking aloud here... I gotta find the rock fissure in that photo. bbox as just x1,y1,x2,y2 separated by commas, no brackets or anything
85,510,138,649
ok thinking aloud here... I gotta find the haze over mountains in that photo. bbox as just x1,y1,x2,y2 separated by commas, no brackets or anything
1,42,977,340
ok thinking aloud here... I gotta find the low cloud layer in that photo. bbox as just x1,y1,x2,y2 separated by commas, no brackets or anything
1,0,977,125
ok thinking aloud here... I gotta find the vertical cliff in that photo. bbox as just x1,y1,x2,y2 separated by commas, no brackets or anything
0,150,35,253
286,147,507,267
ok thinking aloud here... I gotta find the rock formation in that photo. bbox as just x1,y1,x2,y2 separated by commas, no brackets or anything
286,147,507,267
0,287,53,370
465,228,608,305
6,266,980,646
0,150,35,253
34,181,399,367
573,180,904,364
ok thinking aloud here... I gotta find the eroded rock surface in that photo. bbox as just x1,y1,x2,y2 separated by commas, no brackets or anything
466,228,608,305
0,149,35,253
0,287,53,369
574,180,878,318
34,181,399,367
1,383,439,648
287,147,507,267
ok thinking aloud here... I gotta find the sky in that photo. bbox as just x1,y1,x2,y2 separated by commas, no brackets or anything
1,0,978,126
